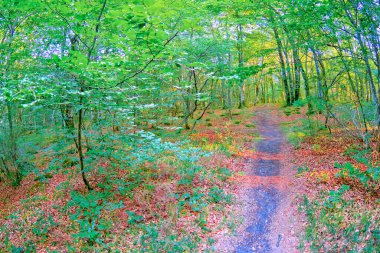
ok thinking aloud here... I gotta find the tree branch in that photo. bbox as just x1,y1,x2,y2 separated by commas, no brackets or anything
114,31,179,87
87,0,107,63
44,0,90,50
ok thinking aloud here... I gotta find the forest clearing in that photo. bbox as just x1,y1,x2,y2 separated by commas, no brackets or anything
0,0,379,252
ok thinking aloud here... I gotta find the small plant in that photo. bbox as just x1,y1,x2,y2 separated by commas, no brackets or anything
245,123,256,128
283,107,296,116
195,211,209,231
217,167,232,181
178,188,208,213
34,173,53,182
0,206,56,252
126,211,144,225
283,117,324,148
293,99,307,108
32,213,56,242
335,162,380,191
297,166,310,174
324,184,350,209
336,147,379,191
11,241,36,253
208,187,232,204
68,191,123,247
138,222,199,252
208,187,224,203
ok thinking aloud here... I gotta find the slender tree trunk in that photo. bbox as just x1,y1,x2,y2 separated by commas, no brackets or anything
221,80,228,109
6,102,17,166
283,46,294,103
78,87,92,191
303,48,313,113
237,23,245,108
272,26,291,105
293,52,301,101
227,48,232,117
309,43,324,101
283,27,301,102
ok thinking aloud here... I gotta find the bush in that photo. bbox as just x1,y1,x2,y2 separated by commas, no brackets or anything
68,191,124,247
336,147,379,192
283,118,324,148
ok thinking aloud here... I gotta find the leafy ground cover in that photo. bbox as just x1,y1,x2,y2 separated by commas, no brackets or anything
0,108,256,252
281,106,380,253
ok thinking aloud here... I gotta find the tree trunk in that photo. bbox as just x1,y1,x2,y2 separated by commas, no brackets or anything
6,102,17,166
237,24,245,108
272,26,291,105
78,87,92,191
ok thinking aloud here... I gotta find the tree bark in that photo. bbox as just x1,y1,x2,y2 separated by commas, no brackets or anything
272,26,291,105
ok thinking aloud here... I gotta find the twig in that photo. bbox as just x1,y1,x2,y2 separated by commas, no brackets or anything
114,31,179,87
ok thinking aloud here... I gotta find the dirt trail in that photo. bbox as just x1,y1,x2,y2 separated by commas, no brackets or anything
215,106,300,253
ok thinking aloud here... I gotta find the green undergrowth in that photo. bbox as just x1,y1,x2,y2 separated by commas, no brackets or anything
0,117,238,252
281,116,326,148
283,104,380,252
300,146,379,252
297,145,380,252
300,188,379,252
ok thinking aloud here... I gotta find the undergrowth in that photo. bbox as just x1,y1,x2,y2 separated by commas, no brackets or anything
300,187,379,252
0,109,252,252
284,105,380,252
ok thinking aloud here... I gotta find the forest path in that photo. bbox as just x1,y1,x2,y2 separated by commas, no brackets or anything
232,106,299,253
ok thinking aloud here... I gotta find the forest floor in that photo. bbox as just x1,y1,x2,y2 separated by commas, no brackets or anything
1,105,378,252
214,105,301,253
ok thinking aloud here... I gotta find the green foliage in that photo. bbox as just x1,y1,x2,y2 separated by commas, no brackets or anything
208,187,232,204
301,146,380,252
216,167,232,181
283,106,301,116
245,123,256,128
324,184,350,209
301,189,379,252
234,65,265,80
68,191,124,247
126,211,144,225
283,117,324,148
335,147,379,191
292,99,308,108
32,214,56,242
177,188,207,213
297,166,310,174
11,242,36,253
137,222,199,253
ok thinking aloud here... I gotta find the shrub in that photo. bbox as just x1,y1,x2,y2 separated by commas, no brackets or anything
68,191,124,247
